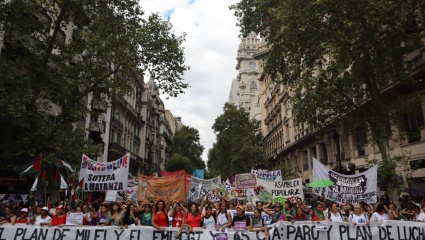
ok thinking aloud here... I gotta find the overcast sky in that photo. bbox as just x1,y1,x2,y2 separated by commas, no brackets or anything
140,0,241,161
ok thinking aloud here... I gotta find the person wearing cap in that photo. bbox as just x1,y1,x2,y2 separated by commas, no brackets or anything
201,206,216,230
50,205,67,227
30,207,52,226
232,205,250,230
15,208,29,224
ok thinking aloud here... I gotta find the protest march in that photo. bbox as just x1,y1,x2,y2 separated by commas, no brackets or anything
1,153,424,240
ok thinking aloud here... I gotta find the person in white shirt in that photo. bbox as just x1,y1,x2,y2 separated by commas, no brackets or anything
30,207,52,226
348,204,369,225
369,204,388,224
328,203,344,222
201,206,216,230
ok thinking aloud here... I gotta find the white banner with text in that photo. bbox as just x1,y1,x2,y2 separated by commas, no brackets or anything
79,153,130,192
0,220,423,240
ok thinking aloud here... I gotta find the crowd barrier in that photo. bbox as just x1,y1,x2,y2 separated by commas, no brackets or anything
0,220,424,240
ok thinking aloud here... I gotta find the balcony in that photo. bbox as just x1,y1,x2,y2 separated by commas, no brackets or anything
111,117,123,130
109,142,126,155
137,115,145,124
408,51,425,79
134,134,141,143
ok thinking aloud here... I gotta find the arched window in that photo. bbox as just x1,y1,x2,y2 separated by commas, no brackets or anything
250,82,257,93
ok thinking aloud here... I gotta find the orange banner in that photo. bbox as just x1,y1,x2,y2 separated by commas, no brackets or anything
138,173,187,202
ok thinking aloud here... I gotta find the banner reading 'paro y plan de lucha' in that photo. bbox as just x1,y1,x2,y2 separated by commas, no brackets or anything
0,220,423,240
312,158,378,204
79,153,130,192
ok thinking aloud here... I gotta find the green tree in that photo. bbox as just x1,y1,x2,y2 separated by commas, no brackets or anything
165,153,195,174
171,126,205,172
231,0,424,203
0,0,189,173
208,103,264,179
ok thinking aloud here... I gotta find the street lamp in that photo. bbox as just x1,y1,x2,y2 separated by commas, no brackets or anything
332,130,342,173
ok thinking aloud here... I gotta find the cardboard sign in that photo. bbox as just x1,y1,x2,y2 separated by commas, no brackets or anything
234,221,247,231
66,212,83,225
216,232,228,240
235,173,257,189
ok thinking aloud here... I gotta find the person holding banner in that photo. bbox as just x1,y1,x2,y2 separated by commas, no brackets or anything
348,204,369,225
327,203,344,222
50,205,67,227
176,197,206,238
263,202,286,223
152,199,170,231
369,203,389,224
311,202,327,223
232,205,250,230
0,207,16,225
15,208,29,224
97,203,109,226
139,202,153,226
170,201,186,228
121,203,139,228
215,202,232,232
30,206,51,226
291,207,309,222
106,202,122,226
249,208,268,239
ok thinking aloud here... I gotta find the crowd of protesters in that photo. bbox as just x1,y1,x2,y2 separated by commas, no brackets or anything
0,193,424,233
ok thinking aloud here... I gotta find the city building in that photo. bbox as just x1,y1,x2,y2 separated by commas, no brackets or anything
229,32,262,121
255,39,425,191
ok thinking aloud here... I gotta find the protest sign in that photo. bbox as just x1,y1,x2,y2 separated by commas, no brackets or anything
138,173,187,202
79,153,130,192
0,220,422,240
256,178,304,202
188,176,221,201
216,232,228,240
312,158,378,204
65,212,83,225
234,222,247,231
251,169,282,181
235,173,257,189
105,191,117,202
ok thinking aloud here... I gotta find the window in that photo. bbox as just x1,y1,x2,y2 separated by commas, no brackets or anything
110,129,115,143
303,151,309,170
56,29,66,45
117,133,121,145
115,108,120,121
249,61,256,70
250,82,257,93
411,159,425,171
356,129,367,156
320,143,328,164
403,105,425,143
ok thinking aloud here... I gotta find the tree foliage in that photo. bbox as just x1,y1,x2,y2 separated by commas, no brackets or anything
208,103,264,179
165,153,195,174
231,0,425,202
171,126,205,171
0,0,189,173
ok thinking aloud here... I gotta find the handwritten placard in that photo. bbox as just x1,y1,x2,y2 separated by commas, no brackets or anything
235,173,257,189
66,212,83,225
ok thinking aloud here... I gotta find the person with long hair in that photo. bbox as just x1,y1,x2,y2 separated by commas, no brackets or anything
140,203,153,226
120,204,139,228
97,203,109,226
370,203,389,223
328,203,344,222
107,202,122,226
169,201,186,228
249,208,268,239
215,202,232,232
291,207,309,222
87,203,100,226
152,199,170,231
387,203,400,220
311,202,327,223
0,207,16,224
176,197,205,238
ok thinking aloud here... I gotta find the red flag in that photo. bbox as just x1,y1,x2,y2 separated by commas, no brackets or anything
87,192,92,203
